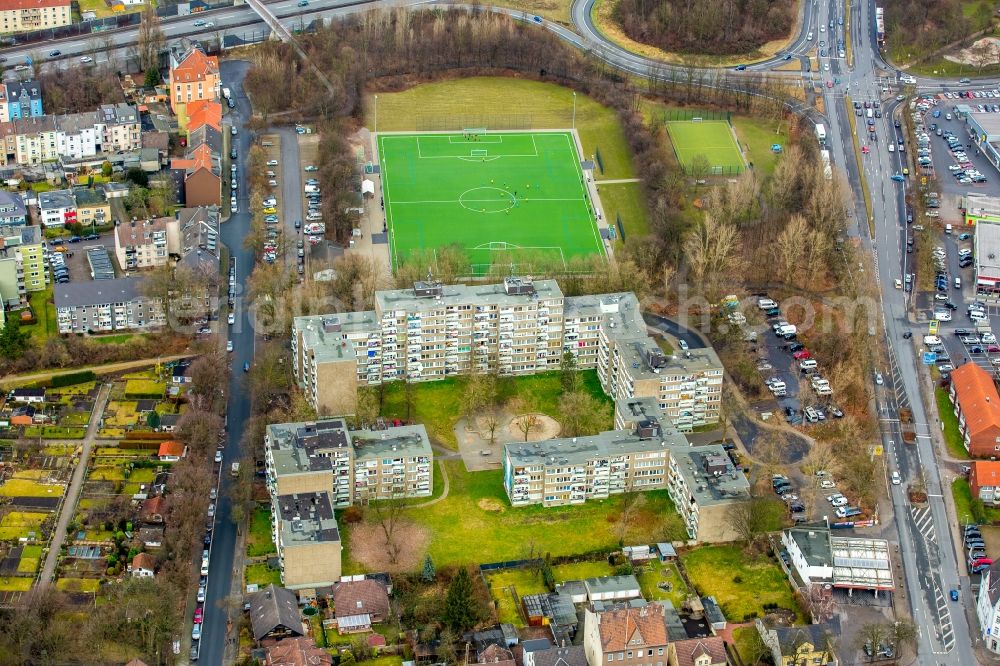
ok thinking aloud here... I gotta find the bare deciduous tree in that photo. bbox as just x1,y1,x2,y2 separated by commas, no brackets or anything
370,493,406,564
137,4,165,73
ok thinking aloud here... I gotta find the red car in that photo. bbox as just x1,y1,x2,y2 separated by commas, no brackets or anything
861,146,870,154
972,557,993,567
194,607,203,624
792,350,811,360
988,345,1000,353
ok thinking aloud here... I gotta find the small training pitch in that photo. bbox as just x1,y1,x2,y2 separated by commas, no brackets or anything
378,131,604,273
666,119,746,173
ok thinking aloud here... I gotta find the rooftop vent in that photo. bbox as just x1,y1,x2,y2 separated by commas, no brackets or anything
413,280,443,298
503,276,536,296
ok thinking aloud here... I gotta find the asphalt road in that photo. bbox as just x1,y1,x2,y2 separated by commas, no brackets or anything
198,59,255,666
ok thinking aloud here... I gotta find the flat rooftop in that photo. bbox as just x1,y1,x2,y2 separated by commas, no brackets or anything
274,490,341,545
830,536,894,591
375,278,563,313
971,110,1000,140
295,311,380,364
669,444,751,507
266,419,351,476
977,221,1000,277
504,424,689,467
351,424,433,461
786,525,834,569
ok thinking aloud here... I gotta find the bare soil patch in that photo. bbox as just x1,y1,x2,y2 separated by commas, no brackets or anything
477,498,505,512
945,37,1000,66
349,520,430,572
506,412,561,441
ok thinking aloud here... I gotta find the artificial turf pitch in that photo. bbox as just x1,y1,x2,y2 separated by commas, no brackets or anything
378,131,604,273
665,120,746,172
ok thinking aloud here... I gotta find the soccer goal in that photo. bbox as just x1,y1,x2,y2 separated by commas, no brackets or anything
463,127,488,136
471,149,488,157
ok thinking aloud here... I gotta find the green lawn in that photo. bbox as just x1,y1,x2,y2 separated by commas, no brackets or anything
374,369,612,448
91,334,136,345
598,181,649,239
936,387,970,460
952,478,1000,525
56,578,100,593
22,426,86,439
59,411,92,426
682,545,799,622
247,505,277,557
366,77,635,181
636,559,690,608
246,562,282,587
731,114,791,177
343,459,686,571
0,478,64,498
733,625,766,666
666,120,746,173
380,131,603,273
16,544,43,574
0,577,33,591
24,287,56,342
0,511,48,540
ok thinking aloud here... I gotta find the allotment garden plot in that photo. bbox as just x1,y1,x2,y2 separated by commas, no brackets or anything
378,131,604,274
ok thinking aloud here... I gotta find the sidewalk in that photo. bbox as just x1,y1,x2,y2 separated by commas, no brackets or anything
38,383,112,584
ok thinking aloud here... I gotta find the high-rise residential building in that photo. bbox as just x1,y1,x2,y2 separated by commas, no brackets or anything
264,418,433,508
270,490,342,589
291,278,723,433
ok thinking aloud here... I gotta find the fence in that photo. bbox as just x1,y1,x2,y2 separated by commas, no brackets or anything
660,109,733,123
412,112,573,132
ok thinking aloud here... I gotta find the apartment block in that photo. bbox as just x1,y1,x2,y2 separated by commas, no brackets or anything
503,398,684,507
0,191,27,228
270,490,342,589
292,279,723,433
115,217,170,270
665,443,752,542
264,418,434,508
0,0,70,34
168,46,220,127
0,224,43,302
5,80,42,119
54,277,165,334
72,187,110,228
172,206,221,273
37,189,75,228
0,103,140,167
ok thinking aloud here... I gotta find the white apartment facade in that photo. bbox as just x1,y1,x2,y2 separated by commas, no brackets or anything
0,0,71,33
54,277,165,334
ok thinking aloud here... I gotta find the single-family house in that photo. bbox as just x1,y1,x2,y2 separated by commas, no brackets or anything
333,578,390,633
523,645,588,666
0,190,26,227
140,495,167,524
249,584,305,644
582,603,670,666
137,526,164,549
158,413,180,432
130,552,156,578
756,618,840,666
472,645,515,666
971,461,1000,506
264,637,333,666
10,405,35,425
157,440,186,462
9,387,45,403
38,189,76,228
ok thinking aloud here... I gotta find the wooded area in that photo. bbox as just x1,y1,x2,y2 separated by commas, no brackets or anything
885,0,994,59
612,0,797,55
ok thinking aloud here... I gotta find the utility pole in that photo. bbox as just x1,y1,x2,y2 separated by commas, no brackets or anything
572,92,577,129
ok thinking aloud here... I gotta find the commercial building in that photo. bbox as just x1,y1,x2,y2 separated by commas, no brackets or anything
970,461,1000,506
780,524,894,595
168,46,221,128
962,194,1000,226
115,217,170,270
0,0,70,35
270,490,342,589
291,279,723,432
54,277,165,334
264,418,434,508
975,220,1000,298
965,110,1000,180
948,362,1000,457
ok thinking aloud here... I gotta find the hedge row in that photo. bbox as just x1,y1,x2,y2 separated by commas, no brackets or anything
49,371,97,388
118,432,172,441
118,440,162,451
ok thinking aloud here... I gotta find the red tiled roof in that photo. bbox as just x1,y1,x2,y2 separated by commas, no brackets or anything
265,637,332,666
158,440,185,458
333,579,390,620
187,100,222,132
595,603,669,652
952,363,1000,441
171,143,217,178
0,0,69,10
171,49,219,84
971,461,1000,493
131,552,156,571
671,638,727,666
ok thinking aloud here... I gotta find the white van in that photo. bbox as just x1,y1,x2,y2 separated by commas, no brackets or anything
945,224,953,234
778,324,797,336
866,108,873,118
800,359,818,371
955,277,962,289
888,144,895,152
758,298,778,310
923,335,942,346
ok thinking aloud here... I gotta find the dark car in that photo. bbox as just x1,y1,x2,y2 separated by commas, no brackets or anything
230,148,237,160
82,234,98,241
955,329,971,336
67,236,81,243
787,342,805,352
48,50,61,57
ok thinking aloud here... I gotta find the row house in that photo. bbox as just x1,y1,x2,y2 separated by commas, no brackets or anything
54,276,165,334
0,0,70,35
170,143,220,207
4,80,43,120
0,103,140,167
948,362,1000,457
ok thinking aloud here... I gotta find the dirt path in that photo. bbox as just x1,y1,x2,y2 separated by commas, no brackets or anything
0,354,193,389
38,383,111,585
404,458,453,510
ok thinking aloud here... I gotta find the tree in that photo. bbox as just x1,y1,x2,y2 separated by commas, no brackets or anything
855,622,890,663
340,650,356,666
0,317,30,360
421,554,436,582
461,371,497,421
516,412,539,442
137,4,165,73
126,167,148,188
146,410,161,430
444,567,478,632
482,408,500,445
559,350,581,392
144,67,161,89
726,496,779,551
737,626,770,666
101,161,112,178
614,477,644,546
370,493,406,565
559,390,605,438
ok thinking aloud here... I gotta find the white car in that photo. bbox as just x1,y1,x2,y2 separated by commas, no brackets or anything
231,126,237,136
79,56,93,64
266,159,279,166
820,479,836,489
934,311,952,321
214,450,223,463
263,197,277,207
983,333,997,344
197,586,206,603
226,340,233,352
831,496,848,507
228,313,235,325
891,472,901,485
875,372,884,385
207,503,215,518
209,488,217,500
193,623,202,641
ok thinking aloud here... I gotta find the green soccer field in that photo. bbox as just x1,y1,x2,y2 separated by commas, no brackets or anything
378,131,604,274
666,120,746,173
